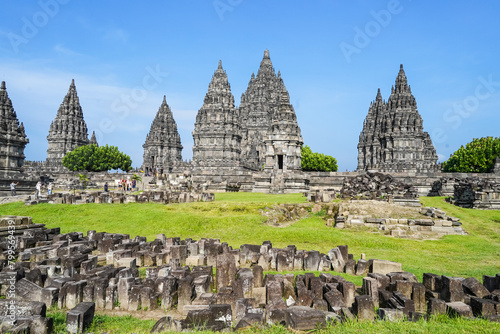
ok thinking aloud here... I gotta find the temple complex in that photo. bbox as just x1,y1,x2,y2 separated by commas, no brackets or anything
46,79,90,165
2,55,498,196
0,81,29,177
357,65,438,173
142,96,183,173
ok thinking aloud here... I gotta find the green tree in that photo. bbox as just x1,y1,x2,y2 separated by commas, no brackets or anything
442,136,500,173
63,144,132,172
301,145,338,172
78,173,89,189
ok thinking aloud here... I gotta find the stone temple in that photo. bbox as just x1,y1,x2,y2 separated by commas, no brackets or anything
357,65,438,173
142,96,183,173
239,50,290,170
189,50,303,172
0,81,29,177
46,79,91,166
192,60,242,167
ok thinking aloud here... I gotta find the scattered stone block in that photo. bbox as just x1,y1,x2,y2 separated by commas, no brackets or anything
66,302,95,334
446,301,473,318
285,306,326,330
354,295,374,321
370,259,402,275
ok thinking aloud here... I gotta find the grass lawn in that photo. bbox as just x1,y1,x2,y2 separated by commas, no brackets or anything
2,193,500,333
1,193,498,281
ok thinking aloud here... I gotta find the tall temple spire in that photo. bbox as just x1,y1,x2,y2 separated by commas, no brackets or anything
192,61,241,167
0,81,29,176
263,83,303,172
257,49,274,76
89,131,98,146
357,65,437,173
46,79,90,165
238,49,287,169
376,88,382,102
142,95,183,172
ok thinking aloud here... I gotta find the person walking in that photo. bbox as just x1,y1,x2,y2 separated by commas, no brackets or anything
10,181,18,196
47,182,53,195
104,182,109,192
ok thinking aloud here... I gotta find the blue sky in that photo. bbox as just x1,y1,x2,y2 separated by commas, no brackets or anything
0,0,499,171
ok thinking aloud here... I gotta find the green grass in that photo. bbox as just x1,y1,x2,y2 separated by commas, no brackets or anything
46,310,500,333
1,194,498,282
2,193,499,333
48,310,157,333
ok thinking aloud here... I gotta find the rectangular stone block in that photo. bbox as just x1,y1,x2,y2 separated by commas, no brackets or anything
369,259,402,275
66,302,95,334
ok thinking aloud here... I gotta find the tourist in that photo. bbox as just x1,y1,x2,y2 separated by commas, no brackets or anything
132,179,136,190
35,181,42,199
10,181,18,196
47,182,53,195
118,179,122,191
122,178,127,192
104,182,108,192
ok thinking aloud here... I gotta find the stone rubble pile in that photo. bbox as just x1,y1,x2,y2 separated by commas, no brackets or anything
0,216,498,333
450,177,500,210
340,172,419,206
24,190,215,206
335,206,465,239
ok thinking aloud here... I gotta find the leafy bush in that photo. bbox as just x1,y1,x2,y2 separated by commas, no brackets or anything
301,145,338,172
442,137,500,173
63,144,132,172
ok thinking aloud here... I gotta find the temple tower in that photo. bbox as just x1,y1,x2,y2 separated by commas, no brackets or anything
0,81,29,176
142,95,183,173
192,61,241,167
264,84,303,171
46,79,90,165
357,65,438,173
239,50,283,169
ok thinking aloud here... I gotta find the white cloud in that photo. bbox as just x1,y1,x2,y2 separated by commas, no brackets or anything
53,44,85,57
103,28,128,44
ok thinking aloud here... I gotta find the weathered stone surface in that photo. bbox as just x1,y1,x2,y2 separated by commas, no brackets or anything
66,302,95,334
362,277,379,308
216,252,237,291
370,259,402,275
441,276,464,302
427,298,446,315
354,295,375,321
470,297,497,317
378,308,405,321
285,306,326,330
446,301,473,318
462,277,490,298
